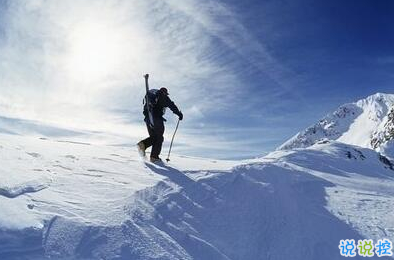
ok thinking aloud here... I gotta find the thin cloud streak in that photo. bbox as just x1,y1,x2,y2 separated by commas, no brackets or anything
166,0,304,98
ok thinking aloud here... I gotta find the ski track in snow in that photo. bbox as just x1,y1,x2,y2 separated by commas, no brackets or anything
1,132,394,259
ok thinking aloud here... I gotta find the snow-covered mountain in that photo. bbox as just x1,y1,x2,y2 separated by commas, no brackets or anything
1,114,394,260
371,107,394,156
278,93,394,158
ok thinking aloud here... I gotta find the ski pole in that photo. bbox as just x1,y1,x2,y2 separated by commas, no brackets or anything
166,119,180,162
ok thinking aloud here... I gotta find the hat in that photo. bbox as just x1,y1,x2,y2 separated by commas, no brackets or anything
160,87,169,95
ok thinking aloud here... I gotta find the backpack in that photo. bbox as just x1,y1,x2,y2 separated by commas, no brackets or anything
143,88,167,122
143,89,159,110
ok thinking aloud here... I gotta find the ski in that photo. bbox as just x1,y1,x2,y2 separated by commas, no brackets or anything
144,74,154,128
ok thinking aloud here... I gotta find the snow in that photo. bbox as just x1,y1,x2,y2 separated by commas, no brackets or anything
338,93,393,147
1,129,394,259
282,142,394,248
279,93,394,152
380,140,394,159
0,134,164,228
0,131,241,259
1,94,394,260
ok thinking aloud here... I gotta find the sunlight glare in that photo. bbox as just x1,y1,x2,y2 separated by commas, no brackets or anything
66,21,126,83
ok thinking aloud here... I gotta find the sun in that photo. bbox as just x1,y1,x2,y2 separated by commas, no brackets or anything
65,21,126,83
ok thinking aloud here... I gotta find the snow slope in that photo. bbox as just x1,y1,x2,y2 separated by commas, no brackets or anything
0,132,237,260
278,93,394,158
0,115,84,137
1,127,394,259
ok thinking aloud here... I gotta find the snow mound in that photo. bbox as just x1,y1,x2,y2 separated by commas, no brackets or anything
0,131,238,260
2,128,393,259
37,141,394,260
278,93,394,153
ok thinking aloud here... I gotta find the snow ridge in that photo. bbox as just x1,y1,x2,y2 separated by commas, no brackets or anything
34,141,394,260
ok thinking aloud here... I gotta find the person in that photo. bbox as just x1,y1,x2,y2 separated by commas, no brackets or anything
137,87,183,162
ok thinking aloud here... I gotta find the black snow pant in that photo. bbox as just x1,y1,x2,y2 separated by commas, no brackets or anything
141,118,165,158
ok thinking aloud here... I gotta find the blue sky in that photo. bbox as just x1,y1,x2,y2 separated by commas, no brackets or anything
0,0,393,159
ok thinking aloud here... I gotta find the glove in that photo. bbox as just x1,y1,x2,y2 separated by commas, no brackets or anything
178,112,183,121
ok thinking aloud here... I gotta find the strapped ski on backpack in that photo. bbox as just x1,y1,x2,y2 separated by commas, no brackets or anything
144,74,155,129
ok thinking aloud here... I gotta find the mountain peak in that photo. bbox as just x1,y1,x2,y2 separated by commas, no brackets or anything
356,92,394,109
278,93,394,158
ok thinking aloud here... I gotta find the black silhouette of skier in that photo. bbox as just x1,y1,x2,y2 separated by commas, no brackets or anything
137,87,183,162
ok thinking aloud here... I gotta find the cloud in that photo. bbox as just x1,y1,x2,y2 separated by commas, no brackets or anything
0,0,299,158
165,0,304,93
0,0,240,120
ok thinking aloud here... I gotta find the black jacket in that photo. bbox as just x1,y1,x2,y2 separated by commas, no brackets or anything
144,91,181,120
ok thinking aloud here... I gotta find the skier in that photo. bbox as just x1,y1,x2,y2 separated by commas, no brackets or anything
137,87,183,162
